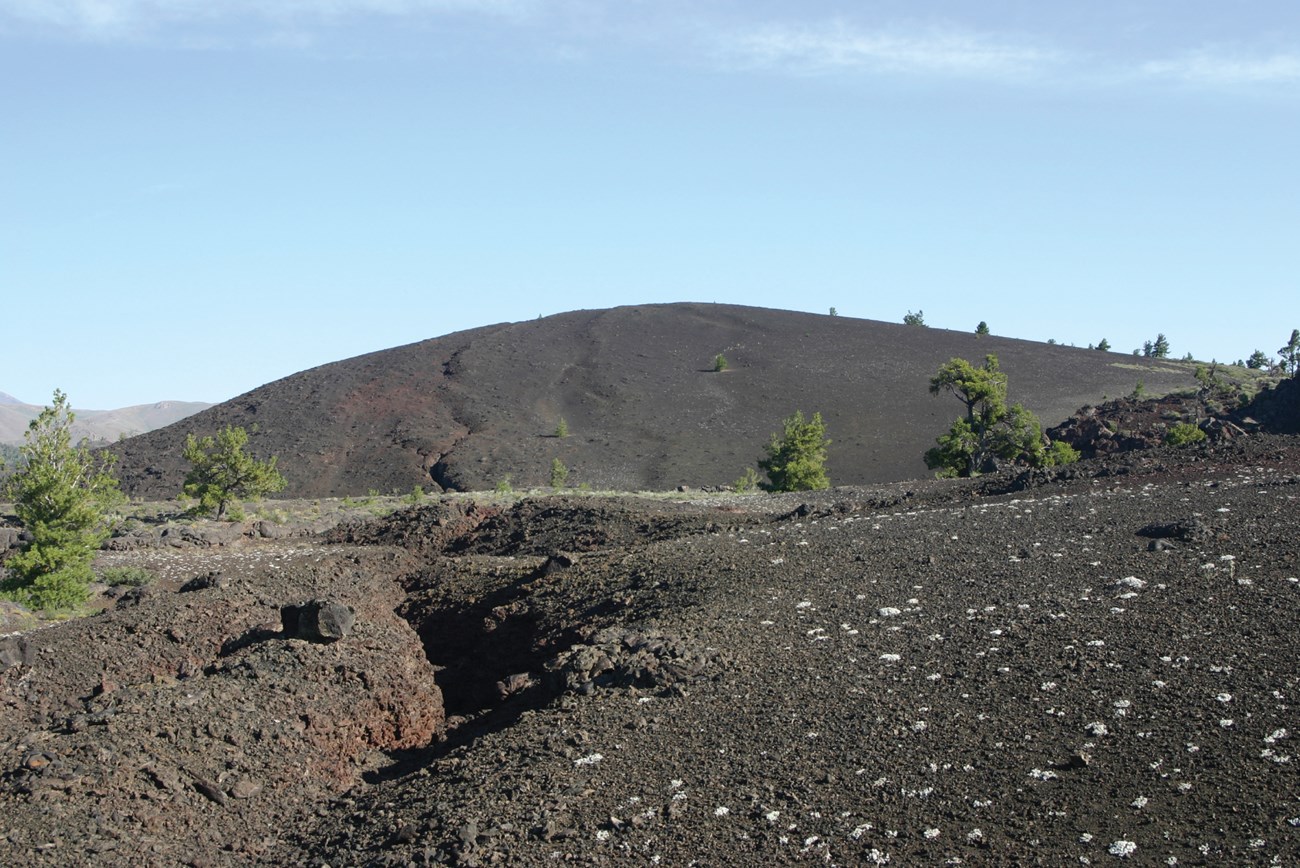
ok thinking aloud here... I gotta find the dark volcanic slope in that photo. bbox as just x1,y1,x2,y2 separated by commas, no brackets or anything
110,304,1201,498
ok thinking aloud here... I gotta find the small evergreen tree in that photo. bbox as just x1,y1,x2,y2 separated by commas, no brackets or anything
828,307,838,317
555,417,569,438
713,354,729,372
182,425,286,520
975,321,990,336
1279,329,1300,376
758,411,830,492
1097,338,1111,352
2,390,124,610
549,458,569,488
1246,350,1269,369
903,310,926,327
1152,334,1171,358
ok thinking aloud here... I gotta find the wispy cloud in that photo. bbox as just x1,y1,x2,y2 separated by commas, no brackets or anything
717,21,1061,80
1141,49,1300,86
0,0,539,40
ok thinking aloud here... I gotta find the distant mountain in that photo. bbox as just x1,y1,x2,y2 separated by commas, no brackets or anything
108,303,1203,499
0,398,212,445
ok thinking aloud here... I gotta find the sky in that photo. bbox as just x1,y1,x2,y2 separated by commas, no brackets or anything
2,1,1298,409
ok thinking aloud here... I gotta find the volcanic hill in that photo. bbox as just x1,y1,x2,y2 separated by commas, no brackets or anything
109,304,1202,499
0,398,211,446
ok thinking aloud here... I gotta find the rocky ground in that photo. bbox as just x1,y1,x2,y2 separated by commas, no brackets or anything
2,435,1299,866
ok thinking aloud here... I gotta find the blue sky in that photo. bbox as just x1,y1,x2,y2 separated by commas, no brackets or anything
2,1,1298,408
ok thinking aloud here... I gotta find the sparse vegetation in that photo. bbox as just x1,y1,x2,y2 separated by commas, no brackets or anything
1131,381,1146,400
975,321,990,336
758,410,830,492
182,425,287,520
1165,423,1207,447
713,354,729,373
555,417,569,438
1097,338,1111,352
1,390,124,611
406,485,426,505
495,475,514,495
903,310,926,327
98,565,155,587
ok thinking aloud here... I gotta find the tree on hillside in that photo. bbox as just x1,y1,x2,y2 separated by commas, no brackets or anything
2,390,123,610
1280,329,1300,376
182,425,286,520
1246,349,1270,370
758,410,830,492
924,355,1075,477
903,310,926,327
1096,338,1111,352
975,321,990,336
1142,334,1171,359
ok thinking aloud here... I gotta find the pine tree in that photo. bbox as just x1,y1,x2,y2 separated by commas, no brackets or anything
182,426,286,519
758,411,831,491
2,390,123,610
924,355,1068,477
1279,329,1300,376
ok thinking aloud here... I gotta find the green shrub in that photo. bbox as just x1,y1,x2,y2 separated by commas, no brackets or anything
555,418,569,438
733,467,760,493
713,354,729,373
495,475,514,495
1165,423,1207,447
98,566,154,588
550,459,569,488
759,411,830,492
1043,440,1081,466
